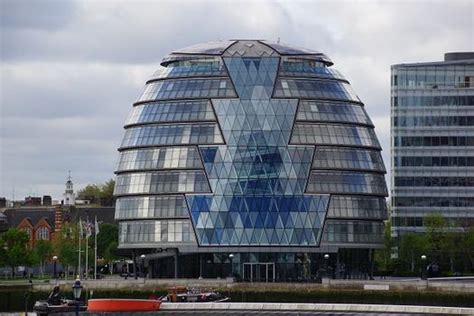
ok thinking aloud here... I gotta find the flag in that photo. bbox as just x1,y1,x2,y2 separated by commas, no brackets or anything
79,218,83,237
85,220,92,238
95,216,100,235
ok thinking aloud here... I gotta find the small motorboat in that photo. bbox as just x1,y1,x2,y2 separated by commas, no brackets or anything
159,286,230,303
33,299,87,316
87,299,161,312
34,285,86,315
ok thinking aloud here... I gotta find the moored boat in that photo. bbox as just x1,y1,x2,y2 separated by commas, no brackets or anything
159,286,230,303
33,299,87,315
33,285,87,315
87,298,161,312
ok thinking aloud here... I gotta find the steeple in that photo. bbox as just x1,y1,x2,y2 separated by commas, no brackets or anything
63,171,75,206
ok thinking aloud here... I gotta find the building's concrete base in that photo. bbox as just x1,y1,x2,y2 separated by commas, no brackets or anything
159,302,473,315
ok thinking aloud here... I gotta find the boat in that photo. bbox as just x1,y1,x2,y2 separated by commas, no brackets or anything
33,299,87,316
33,286,87,315
87,298,161,312
159,286,230,303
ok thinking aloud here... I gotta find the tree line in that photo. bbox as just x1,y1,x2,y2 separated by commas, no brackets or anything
375,213,474,276
0,222,121,279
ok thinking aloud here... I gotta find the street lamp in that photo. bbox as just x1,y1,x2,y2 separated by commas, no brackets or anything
52,256,58,279
140,254,146,278
228,254,234,278
421,255,427,280
323,254,330,279
72,278,83,316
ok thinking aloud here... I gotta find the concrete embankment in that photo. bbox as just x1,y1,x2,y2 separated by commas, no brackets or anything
21,277,474,294
1,278,474,312
158,302,474,315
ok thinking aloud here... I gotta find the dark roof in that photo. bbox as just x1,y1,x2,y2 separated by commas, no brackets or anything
445,52,474,61
1,206,117,232
172,40,236,55
392,52,474,68
0,213,8,232
162,39,333,67
65,207,116,225
260,40,321,55
2,207,56,228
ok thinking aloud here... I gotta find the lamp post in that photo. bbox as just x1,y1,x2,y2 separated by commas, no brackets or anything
421,255,427,280
323,254,330,279
228,254,234,278
52,256,58,280
140,254,146,278
72,278,83,316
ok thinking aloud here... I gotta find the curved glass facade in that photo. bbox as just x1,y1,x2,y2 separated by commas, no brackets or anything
114,40,388,281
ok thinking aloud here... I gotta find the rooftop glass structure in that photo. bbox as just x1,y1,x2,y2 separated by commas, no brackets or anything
114,40,388,281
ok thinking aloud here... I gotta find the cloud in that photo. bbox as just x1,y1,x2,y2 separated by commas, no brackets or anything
1,1,298,63
1,0,472,199
0,0,78,30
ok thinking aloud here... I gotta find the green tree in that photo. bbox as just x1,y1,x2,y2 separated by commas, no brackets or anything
77,184,101,204
100,180,115,199
33,240,53,278
54,222,79,279
103,241,120,263
440,231,459,274
96,224,121,262
0,237,6,268
425,213,446,262
0,228,31,278
77,179,115,206
374,220,392,275
399,233,430,273
464,227,474,273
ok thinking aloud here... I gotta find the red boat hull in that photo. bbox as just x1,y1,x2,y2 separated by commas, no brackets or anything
87,299,161,312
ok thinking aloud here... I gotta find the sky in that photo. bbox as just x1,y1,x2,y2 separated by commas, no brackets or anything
1,0,473,200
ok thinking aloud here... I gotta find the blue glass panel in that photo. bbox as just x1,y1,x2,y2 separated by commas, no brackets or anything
120,123,224,148
307,171,387,195
137,78,236,102
280,59,345,80
115,195,189,219
296,100,372,125
326,195,387,219
151,57,227,80
274,79,360,102
312,147,385,172
322,220,383,243
126,100,215,126
117,147,203,172
119,219,196,244
114,171,210,195
291,124,380,148
186,57,329,246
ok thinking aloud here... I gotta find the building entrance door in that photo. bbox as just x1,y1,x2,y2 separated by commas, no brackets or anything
243,262,275,282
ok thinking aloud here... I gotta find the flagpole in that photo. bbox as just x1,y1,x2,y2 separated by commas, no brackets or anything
94,216,98,280
78,219,82,280
85,217,89,280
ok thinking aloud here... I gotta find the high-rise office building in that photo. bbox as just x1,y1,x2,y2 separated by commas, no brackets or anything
391,52,474,245
114,40,388,280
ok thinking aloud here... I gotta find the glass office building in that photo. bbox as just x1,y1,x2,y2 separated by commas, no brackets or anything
115,40,388,281
391,52,474,247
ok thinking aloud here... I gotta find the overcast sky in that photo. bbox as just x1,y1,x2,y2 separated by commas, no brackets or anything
1,0,473,200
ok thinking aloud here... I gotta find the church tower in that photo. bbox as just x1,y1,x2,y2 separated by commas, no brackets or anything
63,171,76,206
